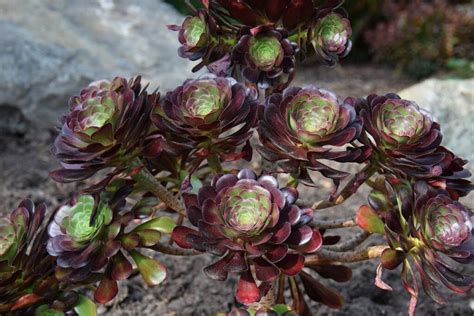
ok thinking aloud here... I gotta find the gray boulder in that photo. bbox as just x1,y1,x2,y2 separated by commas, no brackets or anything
0,0,194,129
398,78,474,167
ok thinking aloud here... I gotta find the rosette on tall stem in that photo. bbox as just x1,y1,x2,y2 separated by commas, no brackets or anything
354,93,473,197
50,77,160,183
172,169,322,305
151,76,258,170
258,86,369,186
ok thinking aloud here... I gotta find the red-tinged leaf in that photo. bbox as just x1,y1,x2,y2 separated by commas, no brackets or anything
203,256,230,281
253,257,280,282
236,270,261,305
10,293,41,311
130,250,167,286
172,226,199,249
309,264,352,283
356,205,385,234
381,249,404,270
300,271,344,309
94,277,118,304
74,294,97,316
375,263,392,291
111,251,133,280
277,253,305,276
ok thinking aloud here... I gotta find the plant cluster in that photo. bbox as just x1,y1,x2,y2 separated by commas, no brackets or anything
0,1,472,315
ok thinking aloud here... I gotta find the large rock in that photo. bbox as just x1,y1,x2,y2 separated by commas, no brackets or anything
398,78,474,166
0,0,194,129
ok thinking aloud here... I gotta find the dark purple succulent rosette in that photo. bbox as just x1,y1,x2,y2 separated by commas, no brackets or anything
258,86,369,186
358,179,473,308
168,8,227,73
211,0,315,31
231,25,298,91
310,0,352,66
50,77,160,183
151,76,258,168
354,93,473,197
172,169,322,305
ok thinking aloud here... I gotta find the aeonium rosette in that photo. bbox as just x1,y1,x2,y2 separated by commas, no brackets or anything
231,26,297,90
258,87,369,186
47,194,175,304
310,1,352,66
172,169,322,305
50,76,161,183
355,93,473,197
151,76,258,170
356,179,473,312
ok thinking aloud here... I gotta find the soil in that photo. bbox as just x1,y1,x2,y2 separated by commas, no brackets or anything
1,64,472,315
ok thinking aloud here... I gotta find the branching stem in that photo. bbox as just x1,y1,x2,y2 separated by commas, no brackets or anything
131,158,186,216
324,231,371,252
312,162,378,210
312,217,357,229
305,245,387,265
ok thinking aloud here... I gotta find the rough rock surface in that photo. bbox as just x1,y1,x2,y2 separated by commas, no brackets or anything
0,0,194,129
398,78,474,165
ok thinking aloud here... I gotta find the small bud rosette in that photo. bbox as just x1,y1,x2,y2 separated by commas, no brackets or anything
258,87,368,185
356,178,473,311
355,93,473,197
172,169,322,305
310,1,352,66
151,77,258,166
50,77,159,183
232,26,297,90
47,194,174,304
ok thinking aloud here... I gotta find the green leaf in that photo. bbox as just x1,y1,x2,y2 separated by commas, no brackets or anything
130,250,167,286
73,295,97,316
134,216,176,234
356,205,385,234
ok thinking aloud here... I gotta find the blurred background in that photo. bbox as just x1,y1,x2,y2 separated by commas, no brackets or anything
0,0,472,315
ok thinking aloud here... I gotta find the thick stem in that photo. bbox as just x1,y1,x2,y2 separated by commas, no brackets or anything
312,162,378,210
305,245,387,265
312,217,357,229
130,158,186,216
152,241,201,256
324,231,371,252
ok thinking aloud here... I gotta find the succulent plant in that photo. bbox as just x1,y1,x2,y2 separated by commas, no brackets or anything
209,0,315,31
357,178,474,310
0,200,57,314
258,87,368,185
47,194,172,304
50,76,160,183
232,26,297,90
354,93,473,197
310,2,352,66
172,169,322,305
151,76,258,168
